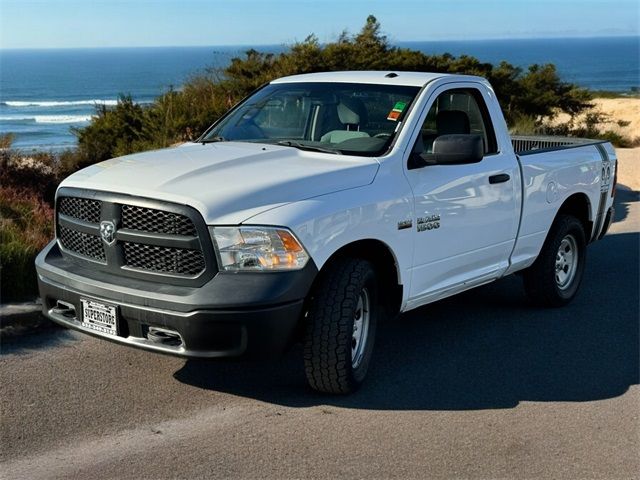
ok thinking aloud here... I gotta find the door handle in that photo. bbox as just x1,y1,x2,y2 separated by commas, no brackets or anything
489,173,510,184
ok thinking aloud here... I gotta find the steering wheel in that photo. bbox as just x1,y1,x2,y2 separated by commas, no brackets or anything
374,133,392,139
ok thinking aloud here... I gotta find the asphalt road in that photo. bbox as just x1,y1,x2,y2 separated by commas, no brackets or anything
1,188,638,480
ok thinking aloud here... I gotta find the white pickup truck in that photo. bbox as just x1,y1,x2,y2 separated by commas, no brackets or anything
36,71,617,393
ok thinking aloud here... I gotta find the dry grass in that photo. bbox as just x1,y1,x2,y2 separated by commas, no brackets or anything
1,170,55,302
548,97,640,147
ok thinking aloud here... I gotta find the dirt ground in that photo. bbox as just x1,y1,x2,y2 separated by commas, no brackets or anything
591,97,640,140
561,96,640,191
552,97,640,141
617,148,640,191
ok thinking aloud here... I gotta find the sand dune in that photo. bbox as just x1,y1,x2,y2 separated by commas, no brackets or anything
550,97,639,191
591,97,640,141
595,97,640,191
616,148,640,191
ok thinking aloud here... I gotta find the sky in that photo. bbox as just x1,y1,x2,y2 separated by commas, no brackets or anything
1,0,638,49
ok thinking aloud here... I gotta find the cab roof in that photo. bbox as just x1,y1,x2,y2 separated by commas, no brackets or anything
270,71,485,87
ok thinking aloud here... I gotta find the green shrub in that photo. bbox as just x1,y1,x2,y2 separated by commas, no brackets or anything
509,115,539,135
74,95,147,164
0,133,15,150
589,90,640,99
1,152,59,206
0,186,54,302
73,16,594,163
595,131,640,148
1,228,42,302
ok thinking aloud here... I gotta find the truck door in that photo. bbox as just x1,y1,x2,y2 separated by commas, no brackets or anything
404,84,520,307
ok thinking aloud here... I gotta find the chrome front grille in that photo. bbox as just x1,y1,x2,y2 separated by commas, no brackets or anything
56,190,215,284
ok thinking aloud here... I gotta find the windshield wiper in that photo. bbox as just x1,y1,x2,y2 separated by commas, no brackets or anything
276,140,341,155
201,135,227,144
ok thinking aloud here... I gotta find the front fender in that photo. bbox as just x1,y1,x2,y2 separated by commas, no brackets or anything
244,167,415,303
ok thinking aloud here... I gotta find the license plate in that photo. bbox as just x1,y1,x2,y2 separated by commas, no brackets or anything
80,299,118,336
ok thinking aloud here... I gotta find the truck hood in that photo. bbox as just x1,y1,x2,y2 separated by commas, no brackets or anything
60,142,380,224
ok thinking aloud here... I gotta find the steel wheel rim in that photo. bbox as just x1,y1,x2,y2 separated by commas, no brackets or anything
555,234,578,290
351,288,370,369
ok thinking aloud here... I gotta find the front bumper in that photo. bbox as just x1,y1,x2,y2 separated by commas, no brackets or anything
36,241,317,357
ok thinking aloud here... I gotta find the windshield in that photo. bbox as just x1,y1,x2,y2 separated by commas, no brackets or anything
202,82,420,156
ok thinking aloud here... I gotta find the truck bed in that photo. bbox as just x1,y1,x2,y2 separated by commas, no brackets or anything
511,135,605,155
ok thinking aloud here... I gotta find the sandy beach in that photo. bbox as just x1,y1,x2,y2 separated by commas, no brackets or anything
616,148,640,191
549,97,639,191
551,97,640,139
593,97,640,191
590,97,640,141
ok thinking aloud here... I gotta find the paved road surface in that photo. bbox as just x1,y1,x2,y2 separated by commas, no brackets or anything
2,188,638,480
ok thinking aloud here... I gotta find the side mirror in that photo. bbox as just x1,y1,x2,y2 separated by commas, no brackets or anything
409,134,484,169
430,134,483,165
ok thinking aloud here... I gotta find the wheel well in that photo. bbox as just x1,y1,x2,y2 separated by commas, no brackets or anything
557,193,593,239
316,240,403,318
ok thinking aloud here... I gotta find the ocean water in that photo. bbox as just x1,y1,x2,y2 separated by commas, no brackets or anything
1,36,638,150
0,46,258,150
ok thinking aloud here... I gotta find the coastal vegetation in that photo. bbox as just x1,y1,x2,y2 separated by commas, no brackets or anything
1,145,56,300
1,16,638,301
75,16,598,164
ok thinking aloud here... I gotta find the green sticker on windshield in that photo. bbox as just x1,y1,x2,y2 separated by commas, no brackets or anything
393,101,407,111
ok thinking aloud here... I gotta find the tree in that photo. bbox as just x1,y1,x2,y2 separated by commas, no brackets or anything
75,16,593,162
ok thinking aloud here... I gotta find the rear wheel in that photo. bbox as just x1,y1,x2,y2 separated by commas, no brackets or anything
303,258,378,394
522,214,586,307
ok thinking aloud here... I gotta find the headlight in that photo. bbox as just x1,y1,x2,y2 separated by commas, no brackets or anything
210,226,309,271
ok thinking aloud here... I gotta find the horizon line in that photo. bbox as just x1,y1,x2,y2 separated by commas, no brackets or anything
1,33,638,52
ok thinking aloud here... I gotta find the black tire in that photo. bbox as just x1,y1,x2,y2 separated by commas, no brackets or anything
303,258,378,394
522,214,586,307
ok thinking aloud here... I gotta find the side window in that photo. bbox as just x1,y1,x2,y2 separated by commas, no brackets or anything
418,88,497,155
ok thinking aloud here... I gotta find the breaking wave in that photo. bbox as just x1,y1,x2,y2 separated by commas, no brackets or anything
0,114,94,124
1,99,119,107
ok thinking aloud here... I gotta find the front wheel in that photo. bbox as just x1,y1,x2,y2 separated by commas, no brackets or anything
303,258,378,394
522,214,586,307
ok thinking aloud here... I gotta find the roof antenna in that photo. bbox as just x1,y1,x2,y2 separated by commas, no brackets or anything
385,72,398,78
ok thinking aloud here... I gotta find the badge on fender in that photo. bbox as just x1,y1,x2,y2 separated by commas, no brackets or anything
417,215,440,232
